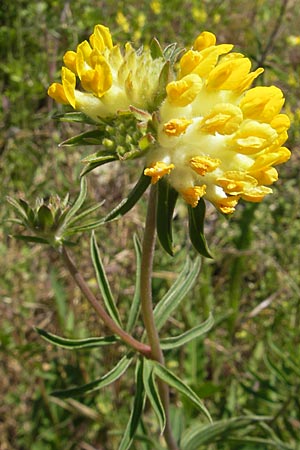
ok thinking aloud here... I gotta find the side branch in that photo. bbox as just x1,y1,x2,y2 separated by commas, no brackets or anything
60,246,152,358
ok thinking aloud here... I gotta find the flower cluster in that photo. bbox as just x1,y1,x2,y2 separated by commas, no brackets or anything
144,31,290,213
48,24,165,121
49,26,290,215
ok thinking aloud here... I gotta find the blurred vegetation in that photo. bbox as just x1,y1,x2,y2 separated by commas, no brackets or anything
1,0,300,449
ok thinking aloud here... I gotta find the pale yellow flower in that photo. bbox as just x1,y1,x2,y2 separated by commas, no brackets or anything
48,24,165,121
144,31,290,214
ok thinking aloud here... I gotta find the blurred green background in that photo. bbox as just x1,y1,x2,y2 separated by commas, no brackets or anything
1,0,300,449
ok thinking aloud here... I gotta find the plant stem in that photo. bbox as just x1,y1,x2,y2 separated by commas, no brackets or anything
140,184,179,450
60,246,151,358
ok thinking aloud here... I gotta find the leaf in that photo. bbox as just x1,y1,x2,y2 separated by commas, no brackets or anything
156,178,178,256
37,205,53,230
151,361,211,422
63,177,87,226
12,234,49,244
90,232,122,327
60,129,104,147
80,154,118,176
150,37,163,59
126,234,142,333
52,354,133,398
224,437,293,449
52,111,98,125
67,202,104,226
104,171,150,222
143,359,166,433
181,415,272,450
154,257,201,331
160,314,214,350
6,196,30,221
188,199,212,258
118,358,145,450
36,328,119,349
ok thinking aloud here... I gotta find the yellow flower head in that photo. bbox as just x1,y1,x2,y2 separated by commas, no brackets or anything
48,24,165,121
144,31,290,214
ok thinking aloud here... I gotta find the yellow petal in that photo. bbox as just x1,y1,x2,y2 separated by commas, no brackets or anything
181,185,207,207
240,86,285,122
217,171,257,195
166,74,203,107
163,118,193,136
214,195,239,214
193,31,216,51
200,103,243,135
63,51,77,74
90,24,113,51
189,155,221,175
61,67,76,108
144,161,175,184
47,82,69,104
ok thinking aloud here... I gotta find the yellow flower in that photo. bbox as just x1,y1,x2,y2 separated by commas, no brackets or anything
144,31,290,214
48,24,165,121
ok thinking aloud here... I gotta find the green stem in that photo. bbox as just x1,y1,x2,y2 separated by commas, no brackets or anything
61,246,151,358
140,184,179,450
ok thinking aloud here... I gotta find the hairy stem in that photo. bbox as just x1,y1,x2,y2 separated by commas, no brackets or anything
61,246,151,358
140,185,179,450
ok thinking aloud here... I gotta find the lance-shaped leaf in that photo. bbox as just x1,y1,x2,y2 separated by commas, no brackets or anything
126,234,142,333
188,199,212,258
12,234,50,244
151,361,211,422
52,354,133,398
104,171,150,222
142,359,166,433
118,358,145,450
156,178,178,256
181,415,273,450
154,257,201,331
52,111,98,125
63,177,88,226
36,328,119,349
80,152,118,176
160,313,214,350
90,232,122,327
60,129,105,147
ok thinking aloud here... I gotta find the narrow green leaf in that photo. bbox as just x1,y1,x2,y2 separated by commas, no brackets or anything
163,43,178,60
181,415,272,450
126,234,142,333
143,359,166,433
12,234,49,244
52,111,98,125
67,202,104,226
188,199,212,258
60,129,104,147
118,358,145,450
154,257,201,331
6,196,30,221
224,437,293,449
63,177,87,226
151,361,211,422
36,328,119,349
104,171,150,222
160,314,214,350
156,178,178,256
52,354,133,398
154,61,171,107
80,155,118,176
90,232,122,326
